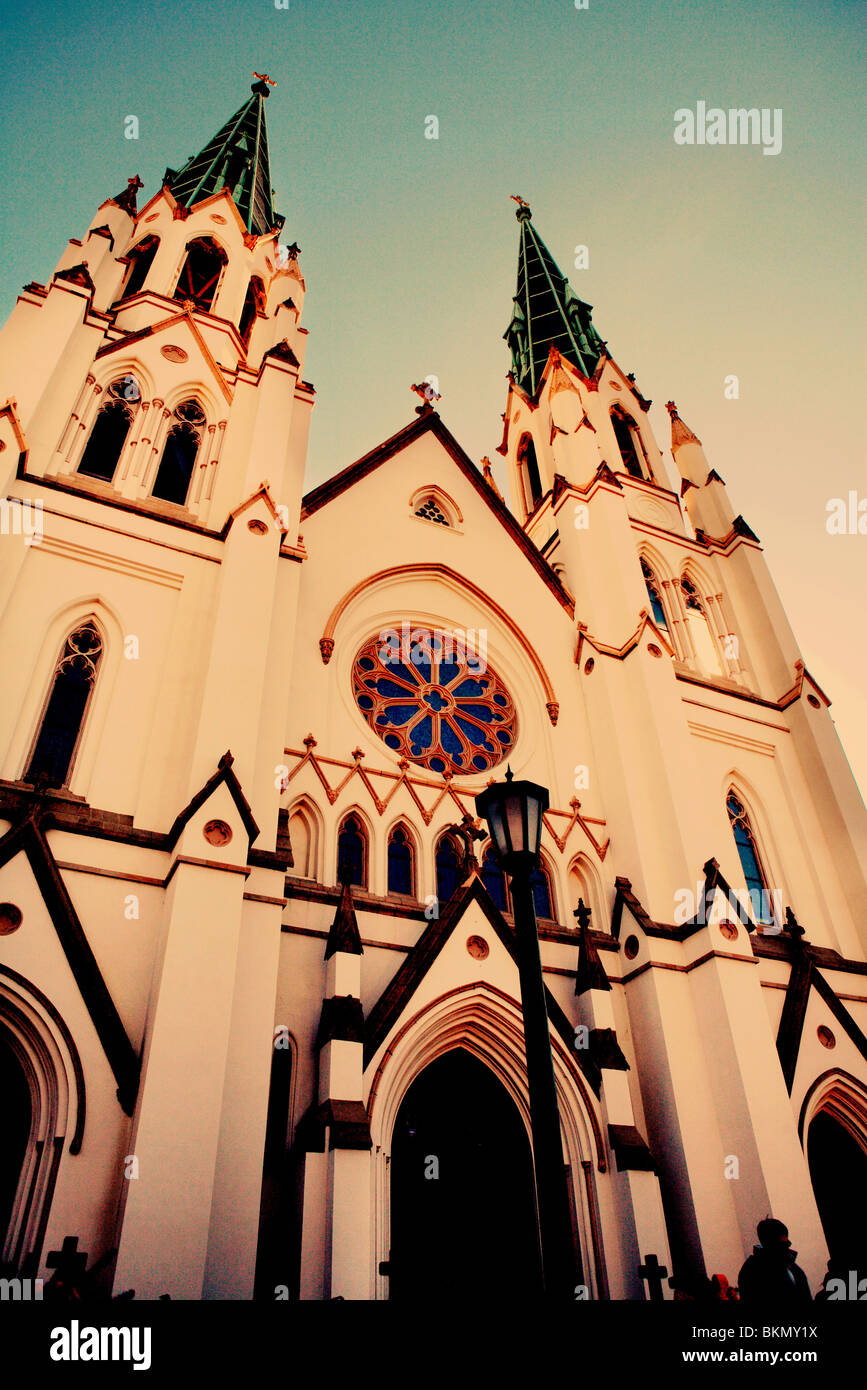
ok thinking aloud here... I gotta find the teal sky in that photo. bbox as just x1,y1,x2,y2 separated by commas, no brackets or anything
1,0,865,800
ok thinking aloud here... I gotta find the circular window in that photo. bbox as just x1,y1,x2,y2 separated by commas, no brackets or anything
817,1026,836,1050
807,694,821,709
624,935,640,960
351,630,517,775
584,658,595,675
0,903,22,935
466,935,489,960
719,920,739,941
203,819,233,847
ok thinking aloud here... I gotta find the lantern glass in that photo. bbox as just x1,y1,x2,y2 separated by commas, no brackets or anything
475,773,549,870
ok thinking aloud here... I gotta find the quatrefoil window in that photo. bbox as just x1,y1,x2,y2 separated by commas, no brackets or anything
351,630,517,774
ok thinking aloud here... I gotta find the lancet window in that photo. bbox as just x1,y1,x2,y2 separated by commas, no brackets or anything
337,813,368,889
25,622,103,788
151,399,205,506
387,825,415,896
77,377,141,483
726,793,774,924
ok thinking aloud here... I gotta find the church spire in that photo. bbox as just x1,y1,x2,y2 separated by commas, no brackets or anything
163,77,283,237
504,200,606,397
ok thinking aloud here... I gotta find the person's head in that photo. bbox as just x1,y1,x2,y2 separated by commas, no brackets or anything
757,1218,790,1249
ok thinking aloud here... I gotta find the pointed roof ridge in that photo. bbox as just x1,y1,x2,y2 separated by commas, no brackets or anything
299,409,575,616
325,866,364,959
164,80,283,238
505,202,606,397
665,400,702,450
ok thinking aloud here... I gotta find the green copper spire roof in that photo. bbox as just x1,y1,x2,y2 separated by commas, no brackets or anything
504,200,606,397
164,78,283,237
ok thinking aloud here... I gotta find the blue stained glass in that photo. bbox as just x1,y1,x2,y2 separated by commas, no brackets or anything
493,693,507,706
472,755,487,770
357,695,374,710
452,679,485,697
382,704,419,727
441,722,463,758
429,756,446,773
530,866,553,919
496,729,511,743
358,656,375,670
459,702,492,723
376,678,416,697
424,689,449,712
388,662,422,686
454,716,488,746
385,734,401,749
438,661,461,684
409,714,433,750
481,850,508,911
412,658,432,684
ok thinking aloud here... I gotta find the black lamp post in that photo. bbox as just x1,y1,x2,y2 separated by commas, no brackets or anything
475,768,575,1298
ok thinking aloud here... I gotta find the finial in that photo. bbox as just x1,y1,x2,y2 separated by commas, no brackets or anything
411,377,441,412
336,860,354,888
510,194,532,221
784,906,806,944
252,72,276,97
505,766,514,782
665,400,679,418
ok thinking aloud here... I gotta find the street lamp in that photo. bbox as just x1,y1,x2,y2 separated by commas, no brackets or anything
475,768,576,1298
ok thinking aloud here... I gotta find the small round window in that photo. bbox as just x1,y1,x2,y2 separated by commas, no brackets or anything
352,629,517,775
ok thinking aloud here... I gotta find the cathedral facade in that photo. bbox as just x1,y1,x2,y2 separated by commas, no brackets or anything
0,82,865,1301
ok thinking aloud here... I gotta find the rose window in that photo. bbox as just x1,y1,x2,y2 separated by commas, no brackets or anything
352,631,517,774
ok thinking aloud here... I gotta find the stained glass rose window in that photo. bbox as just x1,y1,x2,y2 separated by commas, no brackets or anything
352,628,517,774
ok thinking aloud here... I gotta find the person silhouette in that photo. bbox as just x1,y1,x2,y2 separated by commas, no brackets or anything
737,1218,813,1303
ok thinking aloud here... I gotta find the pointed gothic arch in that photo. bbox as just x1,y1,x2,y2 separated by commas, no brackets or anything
517,433,544,515
610,407,647,479
172,236,228,313
285,797,322,881
386,820,417,898
24,620,104,790
722,777,780,927
367,981,606,1301
679,567,724,676
0,971,85,1274
76,376,142,483
336,809,370,889
238,276,267,350
434,829,462,905
151,398,206,506
568,853,606,931
118,236,159,302
409,485,463,530
799,1070,867,1278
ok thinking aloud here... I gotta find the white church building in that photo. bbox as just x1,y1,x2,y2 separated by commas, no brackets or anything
0,80,865,1300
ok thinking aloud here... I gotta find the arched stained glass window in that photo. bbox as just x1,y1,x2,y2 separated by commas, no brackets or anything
152,400,205,505
337,813,367,889
530,862,555,921
78,378,141,482
481,847,509,913
681,576,723,676
435,833,461,905
352,630,517,775
726,793,774,924
415,497,450,526
641,560,668,630
25,622,103,788
388,825,415,896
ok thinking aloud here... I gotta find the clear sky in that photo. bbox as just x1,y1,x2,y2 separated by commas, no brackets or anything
1,0,864,800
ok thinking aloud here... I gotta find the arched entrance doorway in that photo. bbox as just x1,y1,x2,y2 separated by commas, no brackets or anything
389,1047,542,1299
0,1029,32,1271
807,1110,867,1277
